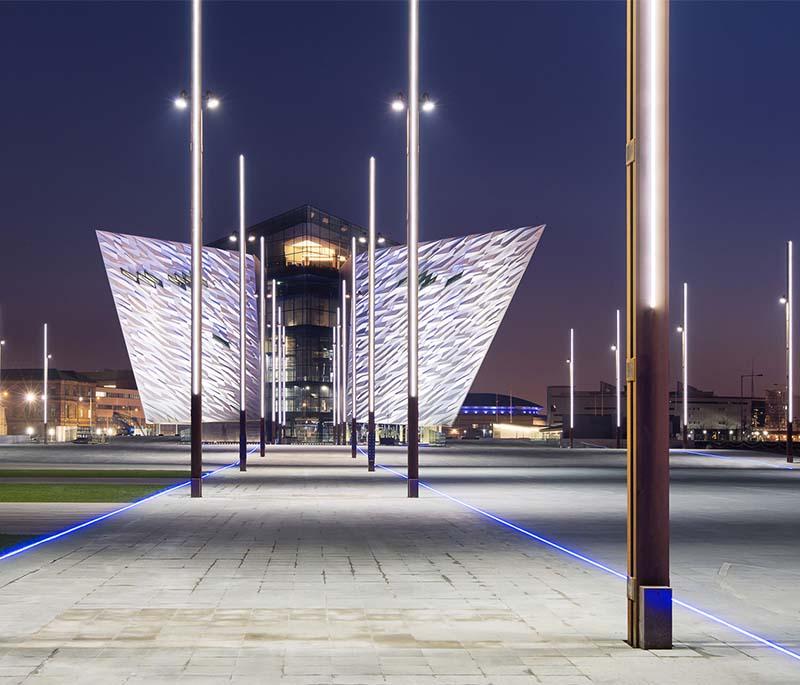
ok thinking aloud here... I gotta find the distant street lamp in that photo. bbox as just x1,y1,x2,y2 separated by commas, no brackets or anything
43,323,49,444
611,309,621,448
350,236,357,459
259,237,266,456
392,0,436,498
367,157,377,471
676,282,688,448
782,240,794,462
174,0,221,498
333,307,339,444
0,340,5,402
238,154,247,471
341,280,348,445
567,328,574,449
271,278,277,443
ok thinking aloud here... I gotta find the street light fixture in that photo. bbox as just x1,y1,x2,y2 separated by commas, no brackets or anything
392,0,436,498
677,282,688,448
783,240,793,463
43,323,48,444
368,156,377,471
259,237,266,456
567,328,574,449
613,309,621,448
175,0,221,498
237,154,247,471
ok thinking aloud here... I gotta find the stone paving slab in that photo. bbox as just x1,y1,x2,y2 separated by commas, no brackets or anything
0,446,797,683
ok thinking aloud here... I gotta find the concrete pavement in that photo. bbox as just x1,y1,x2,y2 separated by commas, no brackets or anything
0,443,797,683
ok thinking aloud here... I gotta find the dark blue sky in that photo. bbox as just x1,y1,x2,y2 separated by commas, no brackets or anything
0,1,798,405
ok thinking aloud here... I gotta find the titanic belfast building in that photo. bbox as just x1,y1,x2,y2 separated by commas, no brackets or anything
97,204,544,443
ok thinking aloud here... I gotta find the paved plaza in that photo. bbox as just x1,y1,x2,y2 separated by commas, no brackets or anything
0,442,798,684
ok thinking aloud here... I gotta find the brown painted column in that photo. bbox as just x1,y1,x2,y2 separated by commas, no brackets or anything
626,0,672,649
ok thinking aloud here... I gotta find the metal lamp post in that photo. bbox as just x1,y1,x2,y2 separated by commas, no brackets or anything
393,0,435,498
676,282,688,448
351,236,358,458
612,310,621,448
568,328,574,449
341,280,348,446
0,340,5,407
43,324,49,444
334,307,339,444
238,155,247,471
277,305,283,443
367,157,377,471
626,0,672,649
259,237,266,456
173,0,221,497
271,278,277,443
782,240,794,463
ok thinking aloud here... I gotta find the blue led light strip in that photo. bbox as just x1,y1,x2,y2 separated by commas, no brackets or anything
681,449,797,471
370,455,800,664
0,452,247,562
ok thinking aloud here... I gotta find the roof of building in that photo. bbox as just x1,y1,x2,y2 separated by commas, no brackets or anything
207,204,398,249
1,368,94,383
78,369,138,389
461,392,543,410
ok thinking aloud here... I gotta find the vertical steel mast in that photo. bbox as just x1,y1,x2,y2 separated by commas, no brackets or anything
238,154,247,471
368,157,377,471
626,0,672,649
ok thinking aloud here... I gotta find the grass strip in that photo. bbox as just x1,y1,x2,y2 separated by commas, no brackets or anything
0,483,177,503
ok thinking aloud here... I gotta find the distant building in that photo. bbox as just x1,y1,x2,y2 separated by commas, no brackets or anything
0,369,95,441
447,392,546,439
79,369,152,436
546,382,766,441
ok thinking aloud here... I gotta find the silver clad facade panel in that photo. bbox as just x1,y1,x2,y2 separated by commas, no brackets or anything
353,225,544,426
97,230,259,423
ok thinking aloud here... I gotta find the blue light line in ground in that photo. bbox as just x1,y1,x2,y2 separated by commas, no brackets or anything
374,459,800,664
0,451,248,563
680,449,796,471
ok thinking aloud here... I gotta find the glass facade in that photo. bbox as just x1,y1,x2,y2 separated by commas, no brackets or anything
209,205,390,443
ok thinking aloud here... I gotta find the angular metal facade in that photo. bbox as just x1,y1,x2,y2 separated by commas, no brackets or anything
98,224,543,429
97,230,259,423
352,225,544,426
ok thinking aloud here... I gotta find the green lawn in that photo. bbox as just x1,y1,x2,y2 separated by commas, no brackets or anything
0,483,178,503
0,469,188,479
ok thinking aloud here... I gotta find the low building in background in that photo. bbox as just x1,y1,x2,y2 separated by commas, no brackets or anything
79,370,153,436
547,382,767,442
0,369,95,442
447,392,546,439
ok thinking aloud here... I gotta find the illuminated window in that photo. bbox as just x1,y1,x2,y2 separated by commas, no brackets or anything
284,237,339,268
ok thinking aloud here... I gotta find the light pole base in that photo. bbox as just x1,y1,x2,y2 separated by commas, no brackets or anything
191,477,202,498
634,586,672,650
351,419,357,458
368,411,376,471
239,410,247,471
407,478,419,498
260,417,266,457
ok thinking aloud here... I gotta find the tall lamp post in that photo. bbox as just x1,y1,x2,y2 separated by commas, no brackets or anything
334,307,339,444
0,340,5,405
392,0,435,498
270,278,277,443
611,310,621,448
781,240,794,463
367,157,377,471
173,0,220,497
277,305,283,443
567,328,574,448
341,280,348,446
351,236,358,458
238,154,247,471
259,237,266,456
626,0,672,649
43,324,49,444
676,282,688,448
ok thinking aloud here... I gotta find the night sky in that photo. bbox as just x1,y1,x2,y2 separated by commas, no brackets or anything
1,1,799,406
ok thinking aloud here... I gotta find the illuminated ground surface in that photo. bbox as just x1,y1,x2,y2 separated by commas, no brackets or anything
0,441,798,684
